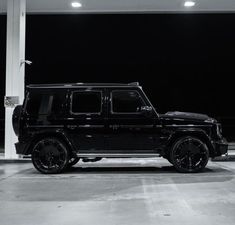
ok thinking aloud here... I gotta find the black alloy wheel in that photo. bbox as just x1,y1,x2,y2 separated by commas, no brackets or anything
32,138,69,174
170,136,209,173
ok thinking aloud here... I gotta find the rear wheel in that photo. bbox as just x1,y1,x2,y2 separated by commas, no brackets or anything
32,138,69,174
67,157,80,168
170,136,209,173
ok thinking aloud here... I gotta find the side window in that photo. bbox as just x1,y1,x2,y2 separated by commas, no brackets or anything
26,90,67,115
26,92,48,115
112,90,146,113
72,91,101,114
51,91,67,114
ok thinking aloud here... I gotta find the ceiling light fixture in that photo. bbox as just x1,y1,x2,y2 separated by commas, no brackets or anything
71,2,82,8
184,1,196,7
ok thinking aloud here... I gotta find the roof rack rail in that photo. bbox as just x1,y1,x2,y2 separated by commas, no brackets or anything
27,82,141,88
128,82,139,86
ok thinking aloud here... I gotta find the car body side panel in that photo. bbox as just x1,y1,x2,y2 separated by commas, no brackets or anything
104,87,164,153
15,84,228,158
65,88,106,152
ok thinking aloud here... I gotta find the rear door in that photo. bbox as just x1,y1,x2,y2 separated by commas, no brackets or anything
67,88,106,153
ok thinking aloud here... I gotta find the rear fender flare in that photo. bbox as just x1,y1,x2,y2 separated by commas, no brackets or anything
26,130,76,155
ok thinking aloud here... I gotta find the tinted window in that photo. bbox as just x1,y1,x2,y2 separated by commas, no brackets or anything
51,91,67,114
26,90,67,115
72,91,101,113
26,92,43,115
112,90,145,113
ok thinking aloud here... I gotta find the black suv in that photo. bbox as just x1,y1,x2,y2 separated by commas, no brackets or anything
13,82,228,174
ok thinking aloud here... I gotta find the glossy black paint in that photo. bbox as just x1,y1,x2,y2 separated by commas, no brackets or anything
14,83,228,158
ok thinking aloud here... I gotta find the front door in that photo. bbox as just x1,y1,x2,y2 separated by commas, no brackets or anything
106,88,160,153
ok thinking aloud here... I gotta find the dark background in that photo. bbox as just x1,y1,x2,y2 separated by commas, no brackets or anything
1,14,235,146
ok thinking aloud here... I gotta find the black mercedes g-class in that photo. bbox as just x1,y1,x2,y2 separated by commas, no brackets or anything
13,82,228,174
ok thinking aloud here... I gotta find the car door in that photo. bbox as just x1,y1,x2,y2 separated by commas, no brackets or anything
106,88,160,153
66,88,106,153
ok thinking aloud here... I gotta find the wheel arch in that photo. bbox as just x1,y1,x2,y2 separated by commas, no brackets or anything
26,130,76,156
166,129,215,157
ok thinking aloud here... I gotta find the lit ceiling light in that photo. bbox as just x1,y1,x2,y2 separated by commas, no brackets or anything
71,2,82,8
184,1,196,7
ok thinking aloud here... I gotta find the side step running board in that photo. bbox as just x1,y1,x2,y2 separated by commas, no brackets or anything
76,153,160,158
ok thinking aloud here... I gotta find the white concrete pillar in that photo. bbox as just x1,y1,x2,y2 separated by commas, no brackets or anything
5,0,26,159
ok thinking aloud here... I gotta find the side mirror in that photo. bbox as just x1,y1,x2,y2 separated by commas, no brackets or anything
140,106,153,116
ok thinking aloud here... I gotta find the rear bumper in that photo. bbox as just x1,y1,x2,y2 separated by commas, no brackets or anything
212,138,228,156
15,142,29,155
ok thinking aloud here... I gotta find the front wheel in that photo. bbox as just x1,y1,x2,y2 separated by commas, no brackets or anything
170,136,209,173
32,138,69,174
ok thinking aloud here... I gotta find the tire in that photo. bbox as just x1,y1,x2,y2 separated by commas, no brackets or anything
164,152,173,164
67,157,80,168
32,137,69,174
170,136,209,173
12,105,22,136
166,157,173,165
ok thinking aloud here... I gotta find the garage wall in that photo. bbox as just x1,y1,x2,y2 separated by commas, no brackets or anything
25,14,235,140
0,14,235,144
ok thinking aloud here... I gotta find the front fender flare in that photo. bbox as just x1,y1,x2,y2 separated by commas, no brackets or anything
166,128,215,156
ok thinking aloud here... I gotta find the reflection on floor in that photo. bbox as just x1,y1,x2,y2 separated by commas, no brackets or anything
0,158,235,225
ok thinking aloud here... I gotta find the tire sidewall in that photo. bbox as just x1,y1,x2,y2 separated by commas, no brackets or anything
32,137,69,174
67,157,80,168
170,136,209,173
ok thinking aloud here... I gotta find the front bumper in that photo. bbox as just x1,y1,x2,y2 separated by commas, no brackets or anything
212,138,228,156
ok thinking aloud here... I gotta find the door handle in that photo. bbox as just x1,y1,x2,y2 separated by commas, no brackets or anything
67,125,76,130
110,125,119,130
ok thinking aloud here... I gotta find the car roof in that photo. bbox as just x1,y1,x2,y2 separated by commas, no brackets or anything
27,82,140,88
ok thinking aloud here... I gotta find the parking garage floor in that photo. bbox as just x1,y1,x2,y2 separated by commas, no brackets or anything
0,158,235,225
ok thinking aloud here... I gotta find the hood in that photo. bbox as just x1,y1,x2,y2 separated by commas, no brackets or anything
160,111,216,123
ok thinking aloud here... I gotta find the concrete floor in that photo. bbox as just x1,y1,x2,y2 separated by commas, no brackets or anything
0,159,235,225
